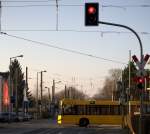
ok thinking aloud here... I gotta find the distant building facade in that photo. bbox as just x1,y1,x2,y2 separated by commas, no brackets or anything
0,72,9,112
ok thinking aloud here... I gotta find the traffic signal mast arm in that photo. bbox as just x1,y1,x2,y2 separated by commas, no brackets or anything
98,21,143,62
85,3,143,64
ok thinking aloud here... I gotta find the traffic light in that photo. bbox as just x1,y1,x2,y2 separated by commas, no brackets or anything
137,77,144,89
85,3,99,26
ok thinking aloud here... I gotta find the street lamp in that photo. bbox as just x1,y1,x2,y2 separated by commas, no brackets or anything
40,70,47,102
51,80,62,119
9,55,23,105
10,55,24,72
40,70,46,117
45,86,51,102
52,80,61,103
36,71,42,119
10,55,23,61
9,54,23,120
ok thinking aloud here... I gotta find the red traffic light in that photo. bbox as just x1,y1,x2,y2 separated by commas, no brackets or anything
138,78,143,83
88,6,96,14
137,77,144,83
85,3,99,26
135,77,145,89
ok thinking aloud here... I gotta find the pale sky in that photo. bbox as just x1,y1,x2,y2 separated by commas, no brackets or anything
0,0,150,97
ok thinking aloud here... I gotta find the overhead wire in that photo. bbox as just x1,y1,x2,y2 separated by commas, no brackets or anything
1,1,149,35
0,32,127,65
0,29,150,36
1,2,149,34
0,1,148,65
1,0,59,2
1,4,150,8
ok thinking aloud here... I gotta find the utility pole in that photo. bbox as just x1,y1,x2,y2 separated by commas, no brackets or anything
48,88,51,102
25,67,28,115
51,80,55,119
40,71,43,105
36,72,39,119
45,86,51,102
128,50,131,115
65,85,67,98
52,79,55,103
40,71,43,118
56,0,58,31
40,70,46,118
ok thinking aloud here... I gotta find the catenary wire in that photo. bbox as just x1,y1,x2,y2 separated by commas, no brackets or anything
1,0,60,2
1,4,150,8
0,32,127,65
0,29,150,35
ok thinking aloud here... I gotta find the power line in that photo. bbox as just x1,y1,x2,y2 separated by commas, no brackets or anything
1,0,59,2
102,4,150,8
1,4,150,8
1,29,150,35
0,32,126,65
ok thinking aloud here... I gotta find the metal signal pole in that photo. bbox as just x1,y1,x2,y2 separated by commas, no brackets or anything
98,21,143,134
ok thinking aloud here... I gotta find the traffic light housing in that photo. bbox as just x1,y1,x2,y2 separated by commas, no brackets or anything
137,77,144,89
85,3,99,26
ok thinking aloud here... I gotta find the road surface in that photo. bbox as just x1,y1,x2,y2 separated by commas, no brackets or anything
0,119,128,134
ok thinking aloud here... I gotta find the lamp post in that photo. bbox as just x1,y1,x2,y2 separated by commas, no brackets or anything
45,86,51,113
45,86,51,102
52,80,61,103
51,80,61,119
9,55,23,121
36,71,40,119
9,55,23,109
10,55,23,98
40,70,46,117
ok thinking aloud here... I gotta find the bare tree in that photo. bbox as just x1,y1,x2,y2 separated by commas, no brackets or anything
93,69,122,100
55,86,88,101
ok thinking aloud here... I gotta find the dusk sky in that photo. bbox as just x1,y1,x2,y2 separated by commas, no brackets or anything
0,0,150,97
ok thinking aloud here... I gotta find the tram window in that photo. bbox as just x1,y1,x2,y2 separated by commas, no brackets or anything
114,105,121,115
96,106,101,115
62,104,121,115
109,105,121,115
63,105,72,115
76,105,86,115
110,105,114,115
101,105,108,115
86,105,97,115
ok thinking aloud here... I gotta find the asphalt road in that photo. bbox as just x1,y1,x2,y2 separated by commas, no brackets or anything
0,119,128,134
